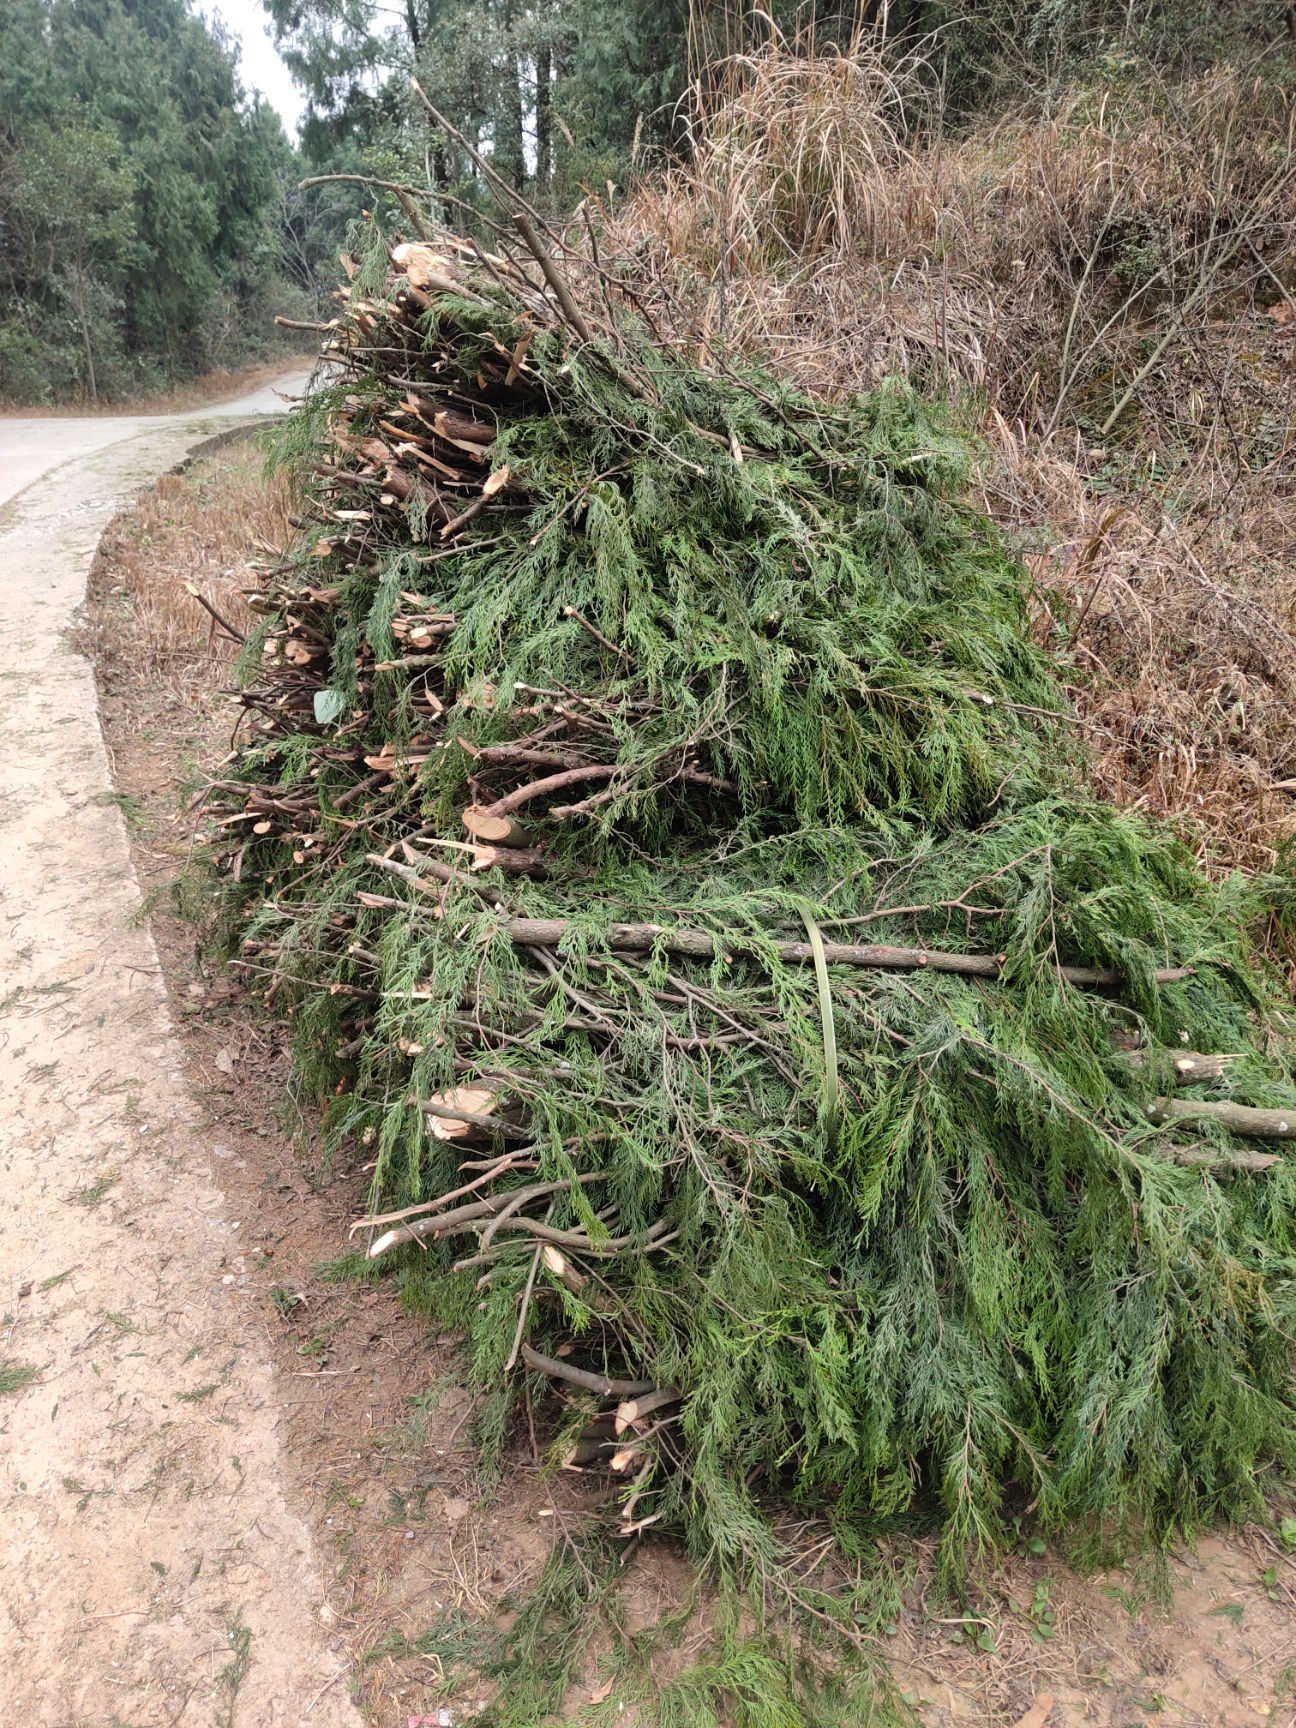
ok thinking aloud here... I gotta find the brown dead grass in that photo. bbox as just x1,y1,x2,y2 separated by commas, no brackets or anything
609,38,1296,888
90,438,295,707
993,428,1296,879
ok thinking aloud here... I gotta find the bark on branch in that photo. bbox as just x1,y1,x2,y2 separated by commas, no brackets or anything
364,854,1197,988
488,914,1192,987
520,1344,653,1397
1146,1097,1296,1139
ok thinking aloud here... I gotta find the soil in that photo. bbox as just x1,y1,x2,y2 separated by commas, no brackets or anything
4,422,1294,1727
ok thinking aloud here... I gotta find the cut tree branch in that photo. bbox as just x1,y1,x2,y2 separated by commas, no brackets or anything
490,915,1192,988
520,1345,653,1397
1146,1098,1296,1139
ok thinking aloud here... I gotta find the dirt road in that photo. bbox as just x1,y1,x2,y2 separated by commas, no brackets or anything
0,377,309,513
0,381,363,1726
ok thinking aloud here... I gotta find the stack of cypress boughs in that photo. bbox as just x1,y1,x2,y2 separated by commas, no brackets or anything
204,209,1296,1595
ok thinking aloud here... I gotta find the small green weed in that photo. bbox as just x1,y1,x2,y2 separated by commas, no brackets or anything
176,1383,218,1403
93,789,149,835
269,1285,304,1318
0,1361,38,1396
65,1168,119,1207
314,1252,378,1285
1208,1601,1245,1627
215,1610,252,1728
1026,1581,1057,1641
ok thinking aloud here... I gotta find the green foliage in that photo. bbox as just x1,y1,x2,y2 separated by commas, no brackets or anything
209,277,1296,1615
269,0,691,229
0,1361,39,1396
0,0,308,403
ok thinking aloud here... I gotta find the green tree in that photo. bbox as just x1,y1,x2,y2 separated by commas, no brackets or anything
265,0,690,223
0,0,306,402
1,118,136,400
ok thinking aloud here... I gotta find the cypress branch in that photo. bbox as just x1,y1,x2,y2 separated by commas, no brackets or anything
200,216,1296,1598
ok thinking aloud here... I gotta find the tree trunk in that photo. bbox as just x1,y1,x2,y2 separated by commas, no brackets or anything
535,43,553,192
73,267,96,404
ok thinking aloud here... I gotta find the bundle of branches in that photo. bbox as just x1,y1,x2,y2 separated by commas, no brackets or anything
204,212,1296,1587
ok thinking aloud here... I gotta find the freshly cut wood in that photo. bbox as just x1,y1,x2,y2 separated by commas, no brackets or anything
1128,1050,1239,1079
469,842,548,876
464,766,620,842
364,739,436,775
614,1386,683,1434
390,241,452,285
389,241,489,303
461,805,535,847
365,851,498,906
542,1243,586,1293
425,1086,500,1140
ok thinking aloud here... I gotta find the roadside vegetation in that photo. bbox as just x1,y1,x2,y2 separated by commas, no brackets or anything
0,0,328,404
90,442,292,695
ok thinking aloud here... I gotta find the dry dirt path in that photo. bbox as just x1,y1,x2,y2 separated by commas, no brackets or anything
0,382,364,1727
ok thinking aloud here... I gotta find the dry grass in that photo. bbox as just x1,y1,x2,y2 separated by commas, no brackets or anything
674,24,925,262
610,30,1296,885
90,439,295,708
632,42,1295,417
987,429,1296,877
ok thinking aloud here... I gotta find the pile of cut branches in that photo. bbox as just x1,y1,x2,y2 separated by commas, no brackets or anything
203,209,1296,1587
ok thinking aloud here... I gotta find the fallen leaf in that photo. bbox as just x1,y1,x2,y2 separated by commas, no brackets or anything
587,1678,614,1705
1011,1694,1055,1728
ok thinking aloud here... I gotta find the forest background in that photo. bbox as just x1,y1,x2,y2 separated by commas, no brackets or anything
6,1,1293,406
